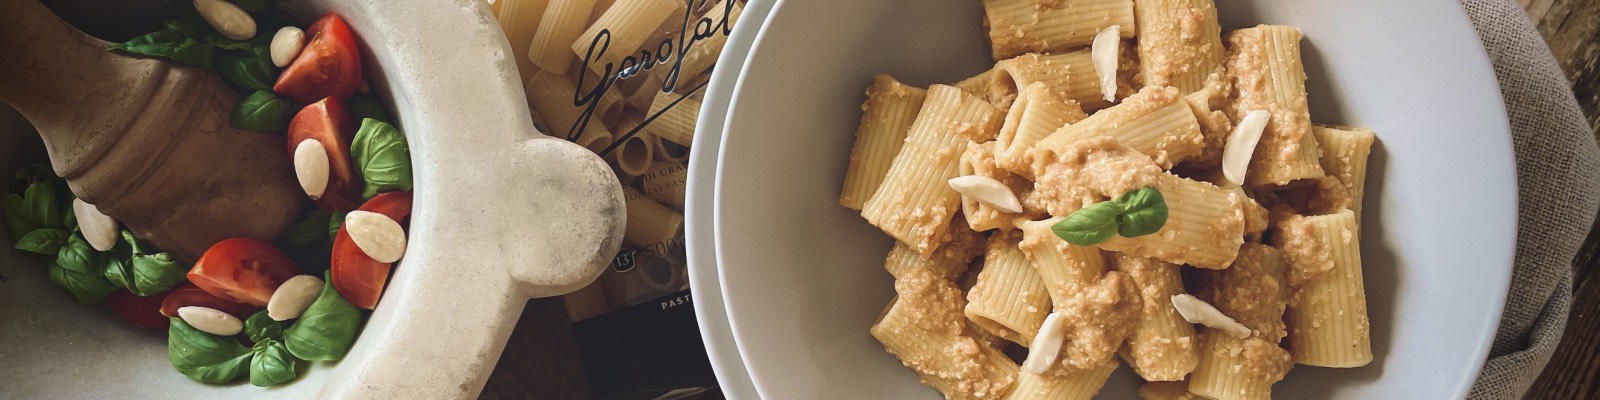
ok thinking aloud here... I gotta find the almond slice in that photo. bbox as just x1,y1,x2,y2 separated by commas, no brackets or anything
294,139,330,200
178,306,244,336
1222,110,1271,186
345,210,408,263
1091,25,1121,103
948,175,1023,214
72,198,119,252
1171,294,1252,339
1021,312,1066,374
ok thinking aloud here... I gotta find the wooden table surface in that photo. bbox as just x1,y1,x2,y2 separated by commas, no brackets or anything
475,1,1600,399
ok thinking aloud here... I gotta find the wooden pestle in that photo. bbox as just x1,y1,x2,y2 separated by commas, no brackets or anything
0,0,303,262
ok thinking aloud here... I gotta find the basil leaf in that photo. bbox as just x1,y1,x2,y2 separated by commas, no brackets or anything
3,194,36,240
283,272,360,361
347,92,391,124
111,30,215,70
245,311,284,343
1051,201,1121,246
61,200,76,230
50,234,118,303
328,210,347,243
276,209,334,275
351,119,414,199
103,255,134,291
15,228,69,255
24,181,62,232
1112,187,1169,238
167,14,208,37
233,0,272,14
129,252,185,296
249,339,299,387
169,318,253,384
117,229,149,256
202,33,255,50
218,50,276,91
231,91,294,132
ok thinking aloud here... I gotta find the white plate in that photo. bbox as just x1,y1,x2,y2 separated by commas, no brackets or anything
709,0,1516,398
686,0,776,398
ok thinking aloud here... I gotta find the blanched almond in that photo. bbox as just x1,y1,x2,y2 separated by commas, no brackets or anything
194,0,256,41
345,210,407,263
1171,294,1251,339
948,175,1023,214
294,139,329,200
1091,25,1121,103
1222,110,1271,186
270,27,305,68
178,306,244,336
267,275,323,321
72,198,119,252
1021,312,1066,374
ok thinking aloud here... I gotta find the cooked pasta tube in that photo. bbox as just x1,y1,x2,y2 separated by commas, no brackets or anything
1017,220,1141,373
1005,361,1118,400
622,187,682,248
862,85,1003,254
1280,209,1372,367
1096,173,1246,269
1225,25,1325,186
883,216,984,281
528,0,597,74
981,0,1135,60
644,88,701,147
1188,244,1293,400
1112,254,1200,381
1033,86,1205,170
953,51,1106,113
494,0,550,79
573,0,684,76
525,71,615,150
1133,0,1224,93
1312,125,1376,219
958,142,1036,232
840,75,928,210
995,82,1087,175
676,0,743,86
608,133,655,177
1137,381,1204,400
964,230,1050,346
871,269,1019,400
1181,77,1234,171
638,160,686,209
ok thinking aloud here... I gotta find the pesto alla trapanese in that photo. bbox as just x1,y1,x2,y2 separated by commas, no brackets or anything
840,0,1378,399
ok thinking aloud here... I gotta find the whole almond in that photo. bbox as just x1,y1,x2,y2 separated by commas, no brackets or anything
270,26,305,68
267,275,324,321
178,306,244,336
345,210,408,263
72,198,120,252
194,0,256,41
294,139,330,200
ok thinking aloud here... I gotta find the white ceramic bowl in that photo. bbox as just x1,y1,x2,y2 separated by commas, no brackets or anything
0,1,623,398
705,0,1516,398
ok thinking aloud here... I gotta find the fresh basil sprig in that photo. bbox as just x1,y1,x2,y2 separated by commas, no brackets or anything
218,48,276,92
3,179,64,241
1051,187,1170,246
109,20,216,70
245,311,284,343
351,119,414,199
169,318,253,384
283,272,361,361
15,228,69,255
232,91,295,132
249,339,299,387
50,234,119,303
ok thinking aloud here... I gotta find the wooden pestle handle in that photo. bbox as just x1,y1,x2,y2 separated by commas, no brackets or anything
0,0,304,262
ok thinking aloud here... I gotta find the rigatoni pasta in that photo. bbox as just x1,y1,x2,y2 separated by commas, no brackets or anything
1033,86,1206,170
572,0,685,76
840,75,928,210
1280,209,1373,367
1187,244,1293,400
1226,25,1325,187
981,0,1135,60
964,230,1050,345
1133,0,1224,93
1313,125,1377,219
871,269,1019,400
527,0,597,74
493,0,550,79
1113,254,1199,381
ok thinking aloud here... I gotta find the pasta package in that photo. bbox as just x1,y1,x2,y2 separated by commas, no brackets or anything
862,85,1004,254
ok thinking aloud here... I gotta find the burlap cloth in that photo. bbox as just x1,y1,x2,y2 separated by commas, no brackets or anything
1460,0,1600,398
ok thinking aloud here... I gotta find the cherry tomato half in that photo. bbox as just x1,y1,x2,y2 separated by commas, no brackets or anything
273,12,363,103
158,283,260,319
331,191,412,309
108,289,172,330
188,238,301,306
288,97,363,212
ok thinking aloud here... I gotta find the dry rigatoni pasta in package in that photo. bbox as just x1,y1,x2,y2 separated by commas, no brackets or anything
490,0,741,397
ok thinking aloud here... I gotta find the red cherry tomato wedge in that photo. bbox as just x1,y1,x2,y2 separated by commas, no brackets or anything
108,289,172,330
288,97,363,212
159,284,260,319
331,191,412,309
273,12,363,103
188,238,301,306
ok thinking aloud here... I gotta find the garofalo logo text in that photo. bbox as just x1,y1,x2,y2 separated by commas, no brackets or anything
568,0,737,156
